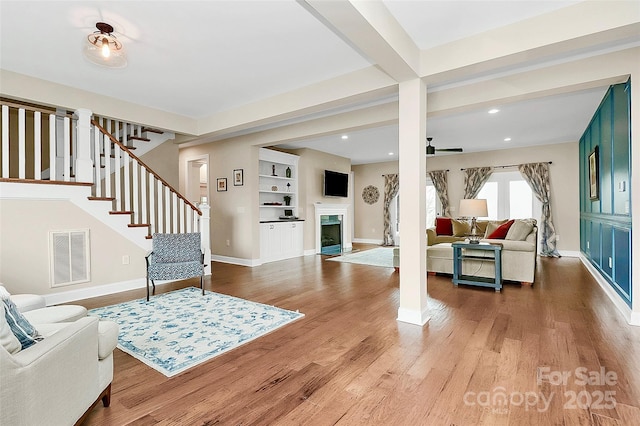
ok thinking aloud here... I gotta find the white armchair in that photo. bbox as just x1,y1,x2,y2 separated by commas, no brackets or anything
1,299,118,425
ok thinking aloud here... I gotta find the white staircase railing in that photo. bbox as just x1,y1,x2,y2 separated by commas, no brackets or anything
91,120,206,236
1,100,75,182
0,100,210,262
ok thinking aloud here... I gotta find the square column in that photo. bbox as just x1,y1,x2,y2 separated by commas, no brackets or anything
397,78,429,326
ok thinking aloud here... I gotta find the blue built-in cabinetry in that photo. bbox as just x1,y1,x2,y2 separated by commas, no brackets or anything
579,80,632,307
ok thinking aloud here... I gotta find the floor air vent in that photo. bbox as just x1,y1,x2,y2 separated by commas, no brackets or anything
49,229,91,287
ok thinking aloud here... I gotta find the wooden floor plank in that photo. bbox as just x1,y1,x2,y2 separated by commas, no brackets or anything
75,247,640,425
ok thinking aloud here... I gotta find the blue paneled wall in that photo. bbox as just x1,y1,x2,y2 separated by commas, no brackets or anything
579,80,632,306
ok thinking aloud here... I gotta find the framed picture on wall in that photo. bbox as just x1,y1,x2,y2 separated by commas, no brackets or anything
233,169,244,186
217,178,227,192
589,146,599,200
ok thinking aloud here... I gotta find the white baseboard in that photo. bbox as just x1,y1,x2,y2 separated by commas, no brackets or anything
353,238,384,245
304,249,316,256
397,306,431,326
211,255,262,267
579,254,639,327
558,250,581,257
44,278,147,305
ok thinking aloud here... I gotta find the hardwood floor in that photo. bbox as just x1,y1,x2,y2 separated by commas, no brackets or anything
80,245,640,425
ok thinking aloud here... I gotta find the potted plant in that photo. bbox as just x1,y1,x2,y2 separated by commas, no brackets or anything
283,195,292,206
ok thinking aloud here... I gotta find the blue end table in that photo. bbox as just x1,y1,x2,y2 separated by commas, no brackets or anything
452,242,503,292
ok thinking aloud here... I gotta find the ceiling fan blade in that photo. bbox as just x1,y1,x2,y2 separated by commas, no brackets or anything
435,148,463,152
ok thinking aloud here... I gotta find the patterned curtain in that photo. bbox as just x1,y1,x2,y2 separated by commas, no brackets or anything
463,167,493,199
382,173,399,246
428,170,451,217
518,162,560,257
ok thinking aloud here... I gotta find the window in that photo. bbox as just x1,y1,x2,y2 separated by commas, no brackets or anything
426,180,442,228
476,171,540,220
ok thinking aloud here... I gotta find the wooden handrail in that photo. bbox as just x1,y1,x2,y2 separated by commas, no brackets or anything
0,98,74,117
92,120,202,216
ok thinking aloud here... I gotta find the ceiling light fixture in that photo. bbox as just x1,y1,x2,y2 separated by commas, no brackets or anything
388,152,394,156
504,137,512,142
84,22,127,68
488,108,500,114
341,135,349,140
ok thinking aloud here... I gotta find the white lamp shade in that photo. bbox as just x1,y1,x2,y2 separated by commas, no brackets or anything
459,199,488,218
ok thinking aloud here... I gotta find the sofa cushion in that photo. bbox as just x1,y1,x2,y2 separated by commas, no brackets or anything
506,219,535,241
1,297,43,350
1,302,21,354
487,219,515,239
451,219,471,237
435,217,453,236
483,239,536,252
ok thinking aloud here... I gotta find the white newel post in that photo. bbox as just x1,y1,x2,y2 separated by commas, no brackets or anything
199,202,212,276
74,108,94,183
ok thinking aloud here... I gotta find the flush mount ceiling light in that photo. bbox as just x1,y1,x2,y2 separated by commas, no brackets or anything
488,108,500,114
84,22,127,68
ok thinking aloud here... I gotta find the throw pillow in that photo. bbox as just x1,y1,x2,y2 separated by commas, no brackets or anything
487,219,515,240
1,296,43,350
483,220,508,238
505,219,535,241
474,220,489,236
451,219,471,237
435,217,453,236
0,302,21,354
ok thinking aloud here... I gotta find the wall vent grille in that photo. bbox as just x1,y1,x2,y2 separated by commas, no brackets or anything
49,229,91,287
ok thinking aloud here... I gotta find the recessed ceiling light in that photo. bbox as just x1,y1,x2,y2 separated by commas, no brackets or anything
341,135,348,140
488,108,500,114
388,152,394,156
504,137,512,142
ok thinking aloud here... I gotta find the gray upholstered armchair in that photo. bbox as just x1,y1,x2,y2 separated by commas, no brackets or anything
145,232,206,301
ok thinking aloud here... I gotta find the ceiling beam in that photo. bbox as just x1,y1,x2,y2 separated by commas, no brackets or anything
421,1,640,85
301,0,420,82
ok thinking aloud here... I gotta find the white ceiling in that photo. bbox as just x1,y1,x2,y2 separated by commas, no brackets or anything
0,1,626,164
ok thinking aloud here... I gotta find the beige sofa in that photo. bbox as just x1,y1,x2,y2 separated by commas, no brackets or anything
394,218,538,285
1,293,118,426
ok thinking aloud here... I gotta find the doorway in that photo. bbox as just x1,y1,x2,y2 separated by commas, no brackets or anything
185,155,209,205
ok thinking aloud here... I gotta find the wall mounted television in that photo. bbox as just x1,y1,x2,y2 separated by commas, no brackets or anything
323,170,349,198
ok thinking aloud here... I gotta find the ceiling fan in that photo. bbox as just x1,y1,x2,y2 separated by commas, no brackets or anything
426,137,463,156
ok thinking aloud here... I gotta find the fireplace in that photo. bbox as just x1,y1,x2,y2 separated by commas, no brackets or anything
320,215,342,254
313,203,351,254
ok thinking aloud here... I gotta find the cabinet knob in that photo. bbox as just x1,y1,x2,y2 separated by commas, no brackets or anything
292,223,296,228
270,225,274,229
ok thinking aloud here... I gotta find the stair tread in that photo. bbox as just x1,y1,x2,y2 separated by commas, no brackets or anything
88,197,115,201
128,223,150,228
128,136,151,142
141,127,163,134
109,211,133,215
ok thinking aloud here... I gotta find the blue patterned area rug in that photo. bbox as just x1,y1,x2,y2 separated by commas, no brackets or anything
89,287,304,377
326,247,394,268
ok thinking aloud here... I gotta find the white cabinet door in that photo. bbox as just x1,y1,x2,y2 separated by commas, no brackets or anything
260,221,303,263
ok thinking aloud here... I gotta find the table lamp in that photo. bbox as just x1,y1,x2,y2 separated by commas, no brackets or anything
459,199,488,244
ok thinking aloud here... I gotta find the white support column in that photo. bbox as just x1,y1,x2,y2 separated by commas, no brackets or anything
397,78,429,326
73,108,94,183
199,202,212,275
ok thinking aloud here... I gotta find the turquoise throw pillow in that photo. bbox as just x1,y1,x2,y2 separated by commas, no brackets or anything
2,297,43,350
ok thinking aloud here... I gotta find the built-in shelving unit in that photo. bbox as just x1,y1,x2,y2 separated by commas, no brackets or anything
259,148,303,263
259,148,299,222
